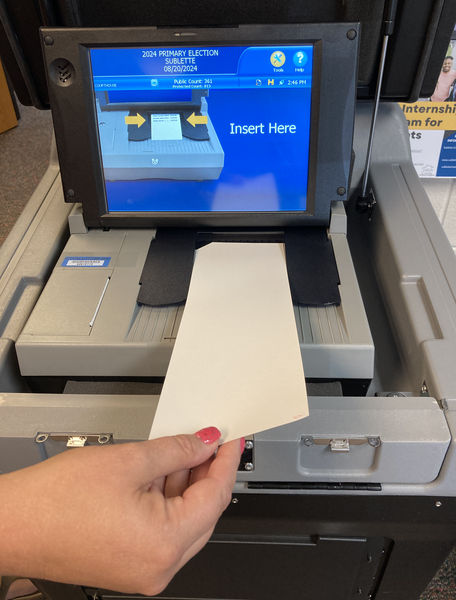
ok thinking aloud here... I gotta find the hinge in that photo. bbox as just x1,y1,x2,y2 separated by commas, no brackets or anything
356,189,377,221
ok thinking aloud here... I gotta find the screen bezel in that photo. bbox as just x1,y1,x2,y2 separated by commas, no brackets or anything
92,42,318,219
41,24,359,228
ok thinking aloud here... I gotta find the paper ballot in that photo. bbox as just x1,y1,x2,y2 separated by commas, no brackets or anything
151,113,183,141
149,243,308,442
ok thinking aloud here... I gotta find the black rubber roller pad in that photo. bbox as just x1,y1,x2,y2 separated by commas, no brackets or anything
137,229,197,306
284,227,341,306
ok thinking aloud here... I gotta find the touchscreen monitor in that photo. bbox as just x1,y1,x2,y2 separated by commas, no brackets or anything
41,24,359,227
89,45,315,214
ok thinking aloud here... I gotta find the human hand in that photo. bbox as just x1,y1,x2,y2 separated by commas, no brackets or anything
0,427,242,596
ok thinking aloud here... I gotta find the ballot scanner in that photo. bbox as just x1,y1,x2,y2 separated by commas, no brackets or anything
1,2,456,599
15,26,375,385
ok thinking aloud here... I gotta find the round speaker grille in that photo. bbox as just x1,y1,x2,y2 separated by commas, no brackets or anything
50,59,75,87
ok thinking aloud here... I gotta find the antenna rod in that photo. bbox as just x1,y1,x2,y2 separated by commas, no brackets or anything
360,0,398,199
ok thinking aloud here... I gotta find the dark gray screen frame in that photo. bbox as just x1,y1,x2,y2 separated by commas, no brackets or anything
41,23,359,228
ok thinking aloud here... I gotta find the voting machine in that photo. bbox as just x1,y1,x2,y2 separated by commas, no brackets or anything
15,25,374,387
1,1,456,599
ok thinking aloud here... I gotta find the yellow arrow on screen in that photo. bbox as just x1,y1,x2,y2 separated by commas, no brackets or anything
124,113,146,128
187,112,208,127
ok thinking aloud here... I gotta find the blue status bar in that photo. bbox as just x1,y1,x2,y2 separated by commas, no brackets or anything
93,75,312,91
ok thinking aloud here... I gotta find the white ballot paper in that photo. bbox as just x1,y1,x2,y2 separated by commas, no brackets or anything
149,242,308,442
150,113,182,141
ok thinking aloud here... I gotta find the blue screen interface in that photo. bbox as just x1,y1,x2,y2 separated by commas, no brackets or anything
89,44,314,213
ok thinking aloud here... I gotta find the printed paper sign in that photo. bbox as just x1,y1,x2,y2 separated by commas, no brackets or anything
398,102,456,177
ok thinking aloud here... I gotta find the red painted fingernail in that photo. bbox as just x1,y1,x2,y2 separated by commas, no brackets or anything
240,437,245,453
195,426,221,445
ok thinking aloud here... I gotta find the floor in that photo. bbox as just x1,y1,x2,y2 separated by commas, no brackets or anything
0,103,456,599
0,102,53,245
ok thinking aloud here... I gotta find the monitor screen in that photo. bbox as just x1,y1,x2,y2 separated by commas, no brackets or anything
89,44,314,213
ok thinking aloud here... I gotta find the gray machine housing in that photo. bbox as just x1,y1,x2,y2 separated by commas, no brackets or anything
15,202,374,380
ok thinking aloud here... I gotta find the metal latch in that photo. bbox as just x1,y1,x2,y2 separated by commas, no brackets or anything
329,439,350,452
67,436,90,448
302,435,381,453
35,433,112,447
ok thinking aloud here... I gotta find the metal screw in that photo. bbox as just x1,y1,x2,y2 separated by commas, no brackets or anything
435,500,442,508
245,440,254,450
347,29,357,40
98,435,110,445
337,186,346,196
302,436,314,447
43,35,54,46
231,497,239,504
35,433,48,444
244,462,254,471
66,189,75,199
421,382,428,395
368,437,381,448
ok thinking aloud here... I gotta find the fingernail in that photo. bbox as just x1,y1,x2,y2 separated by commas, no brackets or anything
240,437,245,453
195,426,221,445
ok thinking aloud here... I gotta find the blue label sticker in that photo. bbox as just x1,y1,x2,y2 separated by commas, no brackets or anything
62,256,111,267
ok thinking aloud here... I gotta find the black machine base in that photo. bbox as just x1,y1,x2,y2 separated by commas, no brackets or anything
33,494,456,600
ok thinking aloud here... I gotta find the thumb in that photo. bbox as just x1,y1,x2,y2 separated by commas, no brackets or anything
134,427,222,484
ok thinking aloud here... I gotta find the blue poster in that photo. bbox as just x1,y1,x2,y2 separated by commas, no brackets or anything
437,130,456,176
